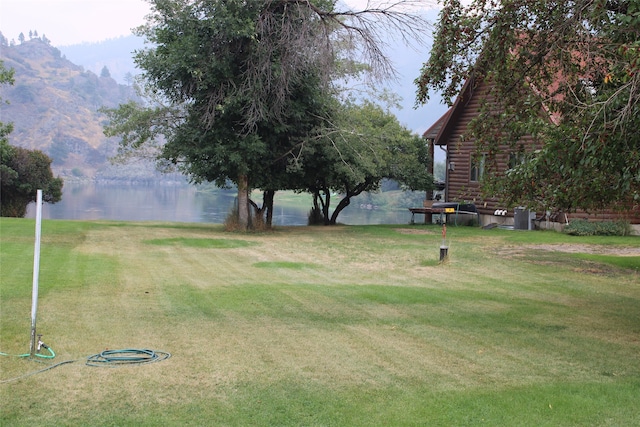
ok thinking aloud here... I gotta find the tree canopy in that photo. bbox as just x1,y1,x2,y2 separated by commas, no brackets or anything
416,0,640,213
295,99,432,225
104,0,431,229
0,140,64,217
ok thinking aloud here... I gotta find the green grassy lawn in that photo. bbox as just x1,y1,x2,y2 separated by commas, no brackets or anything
1,218,639,426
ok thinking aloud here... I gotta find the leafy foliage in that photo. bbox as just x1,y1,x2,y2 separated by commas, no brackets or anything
0,59,13,87
563,219,632,236
105,0,340,228
0,140,63,217
416,0,640,213
0,60,15,151
295,100,432,225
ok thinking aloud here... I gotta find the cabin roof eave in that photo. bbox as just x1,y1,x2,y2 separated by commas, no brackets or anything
424,76,476,147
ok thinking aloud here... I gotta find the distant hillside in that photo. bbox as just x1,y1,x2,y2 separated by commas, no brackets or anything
59,35,145,85
0,35,147,179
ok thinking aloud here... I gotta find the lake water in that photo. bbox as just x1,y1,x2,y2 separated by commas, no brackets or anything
26,182,416,226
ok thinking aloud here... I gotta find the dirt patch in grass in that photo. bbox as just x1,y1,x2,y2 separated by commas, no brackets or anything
498,244,640,257
525,244,640,256
490,243,640,276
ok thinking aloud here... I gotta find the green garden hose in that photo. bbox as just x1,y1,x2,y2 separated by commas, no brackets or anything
86,348,171,367
2,346,170,383
0,346,56,359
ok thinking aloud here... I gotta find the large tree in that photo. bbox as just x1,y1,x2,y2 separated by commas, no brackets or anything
104,0,430,230
415,0,640,213
295,99,432,225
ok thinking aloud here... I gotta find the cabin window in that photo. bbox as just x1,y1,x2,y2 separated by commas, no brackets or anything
470,154,485,182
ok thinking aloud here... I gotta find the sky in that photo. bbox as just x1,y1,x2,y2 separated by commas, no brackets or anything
0,0,440,47
1,0,152,46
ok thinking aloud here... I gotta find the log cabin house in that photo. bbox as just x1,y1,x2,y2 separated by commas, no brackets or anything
422,75,640,232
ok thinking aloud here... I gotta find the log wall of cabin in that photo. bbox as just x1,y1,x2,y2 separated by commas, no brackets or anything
443,80,514,216
441,79,640,224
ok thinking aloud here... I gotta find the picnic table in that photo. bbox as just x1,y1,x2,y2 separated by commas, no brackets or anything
409,202,478,225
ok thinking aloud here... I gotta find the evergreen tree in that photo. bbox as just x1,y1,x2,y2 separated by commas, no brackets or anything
100,66,111,78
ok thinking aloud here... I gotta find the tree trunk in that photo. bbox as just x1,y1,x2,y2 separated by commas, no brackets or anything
321,190,331,225
329,196,350,225
264,190,275,228
328,181,370,225
237,174,250,230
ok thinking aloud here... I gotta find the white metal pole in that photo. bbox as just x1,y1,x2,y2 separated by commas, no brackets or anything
29,189,43,356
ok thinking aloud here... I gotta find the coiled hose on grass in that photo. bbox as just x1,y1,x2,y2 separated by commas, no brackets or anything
1,347,171,383
86,348,171,367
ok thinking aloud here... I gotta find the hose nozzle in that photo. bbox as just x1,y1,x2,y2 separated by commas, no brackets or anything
36,334,48,351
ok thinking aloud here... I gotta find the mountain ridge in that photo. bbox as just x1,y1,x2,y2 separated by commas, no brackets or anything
0,35,142,179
